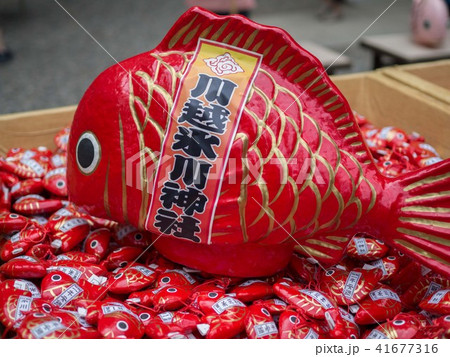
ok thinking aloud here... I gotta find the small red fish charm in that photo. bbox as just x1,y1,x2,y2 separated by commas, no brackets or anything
0,212,30,234
419,289,450,315
0,171,19,188
230,279,273,303
10,178,43,199
156,269,197,288
245,304,279,339
144,311,199,339
364,312,423,339
43,168,67,197
353,284,402,325
48,216,91,252
107,264,157,294
0,255,47,279
0,279,41,299
0,224,46,261
47,259,107,282
279,308,321,339
55,127,70,152
346,235,389,262
318,267,382,305
83,228,111,260
401,273,450,308
13,194,65,215
16,312,80,339
114,224,153,248
197,294,248,339
153,285,193,311
325,307,359,339
273,280,336,320
102,246,143,270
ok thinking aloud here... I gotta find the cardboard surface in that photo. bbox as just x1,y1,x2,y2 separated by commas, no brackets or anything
0,72,449,159
381,60,450,106
0,105,76,155
331,72,450,158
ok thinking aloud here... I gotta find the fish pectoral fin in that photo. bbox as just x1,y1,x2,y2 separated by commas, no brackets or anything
293,233,351,267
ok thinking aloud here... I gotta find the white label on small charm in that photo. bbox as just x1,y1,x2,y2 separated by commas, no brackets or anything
14,295,33,322
31,320,65,339
429,289,450,304
369,288,401,302
52,283,83,308
354,238,368,255
59,218,87,233
425,282,442,297
299,290,334,309
366,329,388,339
342,271,362,300
254,322,278,338
131,266,154,277
304,328,319,339
47,266,82,281
212,297,246,314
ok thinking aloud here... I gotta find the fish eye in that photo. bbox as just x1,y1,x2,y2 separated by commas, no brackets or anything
51,274,62,282
76,131,101,175
444,316,450,322
167,288,177,293
261,308,270,317
116,321,129,331
140,313,150,321
56,180,66,188
289,315,299,324
208,292,218,298
393,320,405,326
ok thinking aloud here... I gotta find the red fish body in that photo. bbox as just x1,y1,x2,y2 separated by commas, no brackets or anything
68,8,450,277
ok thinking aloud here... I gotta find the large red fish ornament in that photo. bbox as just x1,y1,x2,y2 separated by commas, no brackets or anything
68,7,450,277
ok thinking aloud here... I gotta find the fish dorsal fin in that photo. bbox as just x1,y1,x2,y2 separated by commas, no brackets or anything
156,7,372,165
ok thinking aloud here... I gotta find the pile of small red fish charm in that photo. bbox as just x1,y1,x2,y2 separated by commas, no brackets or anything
0,118,449,339
354,111,443,177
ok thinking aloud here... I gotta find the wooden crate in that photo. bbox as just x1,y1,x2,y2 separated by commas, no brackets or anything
0,72,449,158
381,60,450,107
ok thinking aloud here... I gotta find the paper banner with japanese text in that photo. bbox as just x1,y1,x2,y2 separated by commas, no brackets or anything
146,38,262,243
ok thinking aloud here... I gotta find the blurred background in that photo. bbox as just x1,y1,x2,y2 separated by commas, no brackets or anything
0,0,430,114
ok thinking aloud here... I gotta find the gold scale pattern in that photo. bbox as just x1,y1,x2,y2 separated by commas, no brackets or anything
126,50,377,247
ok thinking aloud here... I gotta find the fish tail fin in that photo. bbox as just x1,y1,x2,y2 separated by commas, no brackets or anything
386,159,450,277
